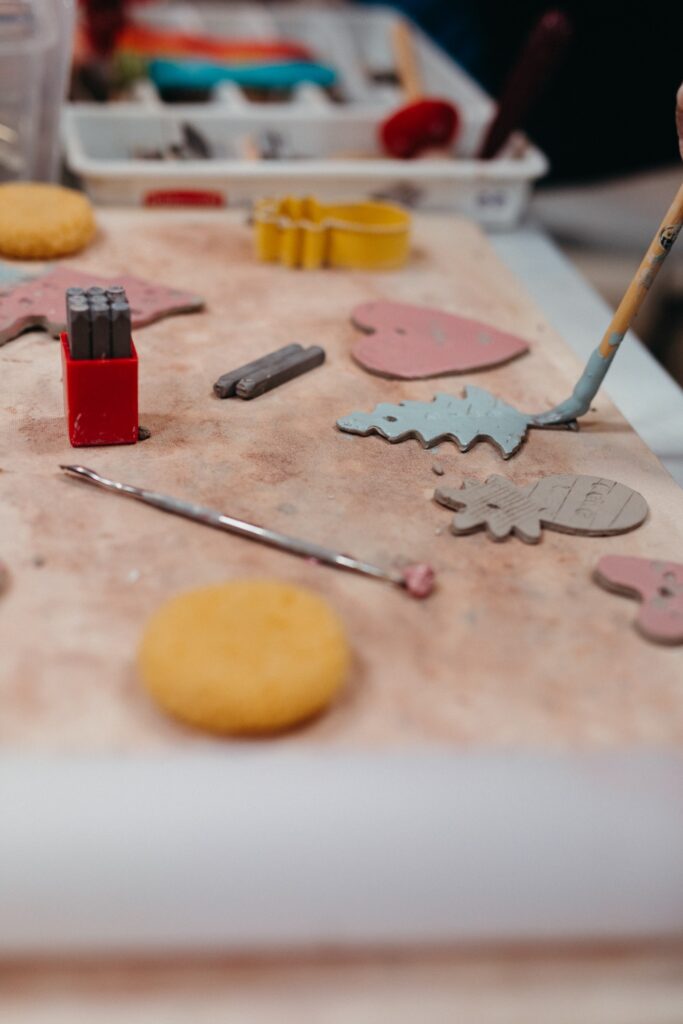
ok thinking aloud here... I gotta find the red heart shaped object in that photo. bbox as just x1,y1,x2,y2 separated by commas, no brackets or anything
380,98,459,159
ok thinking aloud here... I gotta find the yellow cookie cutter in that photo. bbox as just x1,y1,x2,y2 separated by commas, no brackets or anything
254,196,411,270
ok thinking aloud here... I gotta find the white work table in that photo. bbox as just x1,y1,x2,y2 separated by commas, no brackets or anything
2,221,683,1024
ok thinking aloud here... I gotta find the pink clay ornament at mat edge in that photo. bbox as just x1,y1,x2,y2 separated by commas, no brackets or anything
0,265,204,345
350,300,530,380
594,555,683,644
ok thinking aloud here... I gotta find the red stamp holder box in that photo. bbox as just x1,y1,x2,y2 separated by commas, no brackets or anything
61,332,139,447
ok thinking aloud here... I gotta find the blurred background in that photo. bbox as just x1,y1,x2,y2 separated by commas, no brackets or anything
385,0,683,384
2,0,682,374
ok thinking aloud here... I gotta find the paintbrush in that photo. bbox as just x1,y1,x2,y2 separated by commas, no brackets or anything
534,180,683,425
60,465,436,598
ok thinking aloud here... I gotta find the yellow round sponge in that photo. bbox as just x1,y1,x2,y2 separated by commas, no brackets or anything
138,580,350,735
0,183,96,259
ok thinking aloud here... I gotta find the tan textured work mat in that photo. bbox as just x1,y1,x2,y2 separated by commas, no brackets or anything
1,210,682,751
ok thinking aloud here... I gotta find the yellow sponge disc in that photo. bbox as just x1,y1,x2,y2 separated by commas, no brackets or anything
138,580,350,735
0,183,96,259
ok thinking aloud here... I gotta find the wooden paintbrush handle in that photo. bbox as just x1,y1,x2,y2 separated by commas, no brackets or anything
391,19,423,101
536,179,683,425
598,181,683,358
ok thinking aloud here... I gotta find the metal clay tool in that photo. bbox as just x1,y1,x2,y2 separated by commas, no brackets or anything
66,286,133,361
89,293,111,359
62,286,138,447
60,465,436,598
235,345,325,399
135,123,213,162
66,294,91,360
180,122,212,159
110,299,132,359
213,344,303,398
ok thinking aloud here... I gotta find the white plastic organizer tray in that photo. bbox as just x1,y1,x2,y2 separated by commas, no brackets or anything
63,3,548,226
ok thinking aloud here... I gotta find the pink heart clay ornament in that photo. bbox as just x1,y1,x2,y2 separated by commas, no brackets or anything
594,555,683,645
350,300,530,380
0,265,204,346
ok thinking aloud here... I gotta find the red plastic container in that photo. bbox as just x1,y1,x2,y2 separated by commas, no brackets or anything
61,332,139,447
